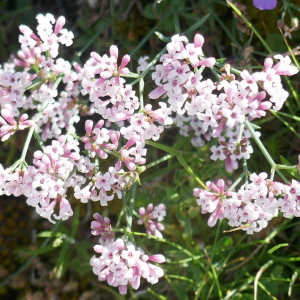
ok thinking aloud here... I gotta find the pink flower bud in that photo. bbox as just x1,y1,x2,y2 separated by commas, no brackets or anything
146,203,153,214
120,54,130,68
149,86,166,99
1,108,16,126
256,91,266,102
91,52,103,63
109,45,118,59
54,16,66,35
119,285,127,295
73,62,82,72
148,254,166,263
194,33,204,48
258,101,272,110
114,238,125,250
198,57,216,67
85,120,93,135
139,207,146,216
156,223,165,230
141,254,149,261
264,57,273,69
19,25,32,34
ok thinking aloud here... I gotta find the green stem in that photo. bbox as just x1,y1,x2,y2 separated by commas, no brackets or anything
228,172,245,191
237,123,245,143
144,153,175,170
245,120,288,183
276,164,297,170
146,140,180,155
127,183,136,230
34,126,45,150
139,77,144,109
243,159,249,185
177,154,207,189
165,274,196,285
20,101,49,161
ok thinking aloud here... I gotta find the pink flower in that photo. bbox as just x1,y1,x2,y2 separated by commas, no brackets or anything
0,106,34,141
138,203,166,238
91,238,165,294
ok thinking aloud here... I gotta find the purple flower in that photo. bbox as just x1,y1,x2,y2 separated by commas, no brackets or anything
253,0,277,10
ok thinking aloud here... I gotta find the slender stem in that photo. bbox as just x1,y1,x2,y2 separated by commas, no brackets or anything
237,123,245,143
210,67,221,80
243,159,249,185
144,153,175,170
276,165,297,170
228,172,245,191
245,120,288,183
34,126,45,150
139,77,144,109
165,274,196,285
20,125,35,161
270,167,275,181
127,183,136,230
20,101,49,161
215,61,242,76
177,154,207,190
121,73,139,78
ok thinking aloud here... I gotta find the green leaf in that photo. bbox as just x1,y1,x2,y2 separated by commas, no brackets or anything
155,31,171,42
183,14,210,36
267,243,289,254
289,268,300,297
280,156,300,180
267,33,286,53
217,58,227,64
146,140,179,155
142,4,156,19
26,244,57,255
53,238,64,247
74,241,92,261
214,236,233,249
167,280,189,300
180,185,193,199
25,77,43,91
184,217,193,239
177,155,206,189
36,231,63,238
55,242,70,279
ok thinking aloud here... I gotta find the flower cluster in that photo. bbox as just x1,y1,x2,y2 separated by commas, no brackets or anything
18,14,73,61
138,203,166,238
2,11,300,296
90,214,165,294
194,173,300,234
150,34,298,139
0,13,175,226
210,126,256,173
